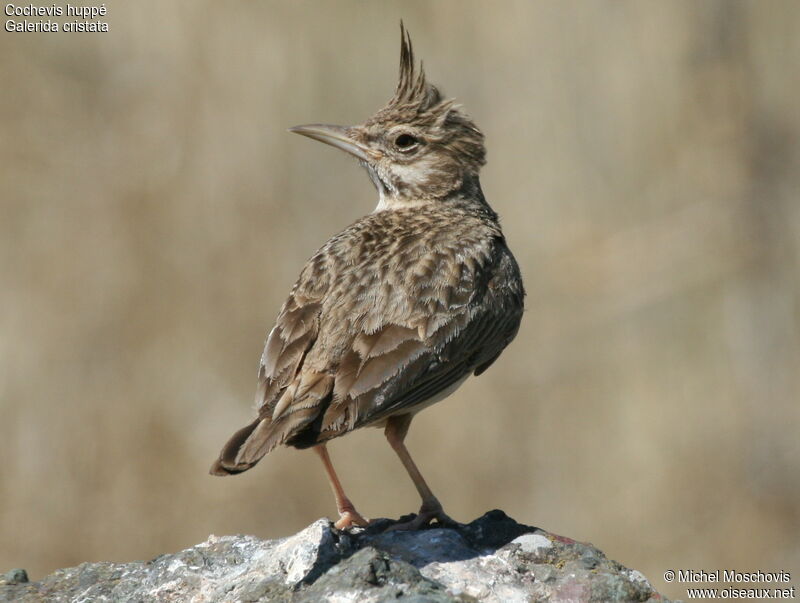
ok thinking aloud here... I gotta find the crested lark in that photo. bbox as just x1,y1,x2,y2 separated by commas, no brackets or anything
211,25,525,530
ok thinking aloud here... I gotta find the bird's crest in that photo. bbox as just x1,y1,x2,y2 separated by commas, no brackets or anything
388,22,443,112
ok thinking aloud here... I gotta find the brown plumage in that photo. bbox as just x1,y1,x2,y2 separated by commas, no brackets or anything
211,24,524,530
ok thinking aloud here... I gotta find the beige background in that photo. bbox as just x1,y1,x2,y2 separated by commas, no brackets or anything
1,2,798,600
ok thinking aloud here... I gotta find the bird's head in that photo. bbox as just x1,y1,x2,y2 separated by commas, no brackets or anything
290,24,486,210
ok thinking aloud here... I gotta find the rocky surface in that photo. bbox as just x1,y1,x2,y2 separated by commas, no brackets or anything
1,510,671,602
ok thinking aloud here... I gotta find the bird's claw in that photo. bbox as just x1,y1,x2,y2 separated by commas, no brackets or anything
333,510,370,530
386,506,458,531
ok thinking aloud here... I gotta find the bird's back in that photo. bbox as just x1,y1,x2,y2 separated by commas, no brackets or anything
212,201,523,473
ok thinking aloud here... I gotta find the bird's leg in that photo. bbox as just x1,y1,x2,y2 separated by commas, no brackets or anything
313,443,369,529
384,414,457,530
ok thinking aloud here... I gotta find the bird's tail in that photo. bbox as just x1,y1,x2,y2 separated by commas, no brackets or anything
210,379,331,475
209,418,270,476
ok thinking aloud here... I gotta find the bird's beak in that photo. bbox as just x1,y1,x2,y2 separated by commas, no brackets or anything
289,124,373,162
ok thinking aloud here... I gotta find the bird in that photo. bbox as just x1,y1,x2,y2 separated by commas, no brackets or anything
210,24,524,531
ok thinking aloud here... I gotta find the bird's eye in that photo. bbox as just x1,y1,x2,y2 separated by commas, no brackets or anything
394,133,418,150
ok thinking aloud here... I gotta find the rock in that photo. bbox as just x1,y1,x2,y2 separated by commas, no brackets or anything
1,510,671,602
0,570,28,585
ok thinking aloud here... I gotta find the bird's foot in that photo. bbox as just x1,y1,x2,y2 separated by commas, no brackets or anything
333,509,370,530
386,500,458,531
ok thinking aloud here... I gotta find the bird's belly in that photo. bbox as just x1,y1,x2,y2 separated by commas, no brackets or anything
369,374,471,429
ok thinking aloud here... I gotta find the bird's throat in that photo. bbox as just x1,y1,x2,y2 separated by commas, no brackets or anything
361,161,393,211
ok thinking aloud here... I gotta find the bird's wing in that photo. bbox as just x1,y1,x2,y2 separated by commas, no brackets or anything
228,215,522,467
319,249,523,439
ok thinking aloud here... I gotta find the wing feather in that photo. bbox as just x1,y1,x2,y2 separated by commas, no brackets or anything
212,206,524,473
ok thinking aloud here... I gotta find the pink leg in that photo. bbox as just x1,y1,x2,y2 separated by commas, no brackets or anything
313,443,369,529
384,414,456,530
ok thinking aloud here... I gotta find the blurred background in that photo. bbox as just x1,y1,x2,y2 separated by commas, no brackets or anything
1,1,798,600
